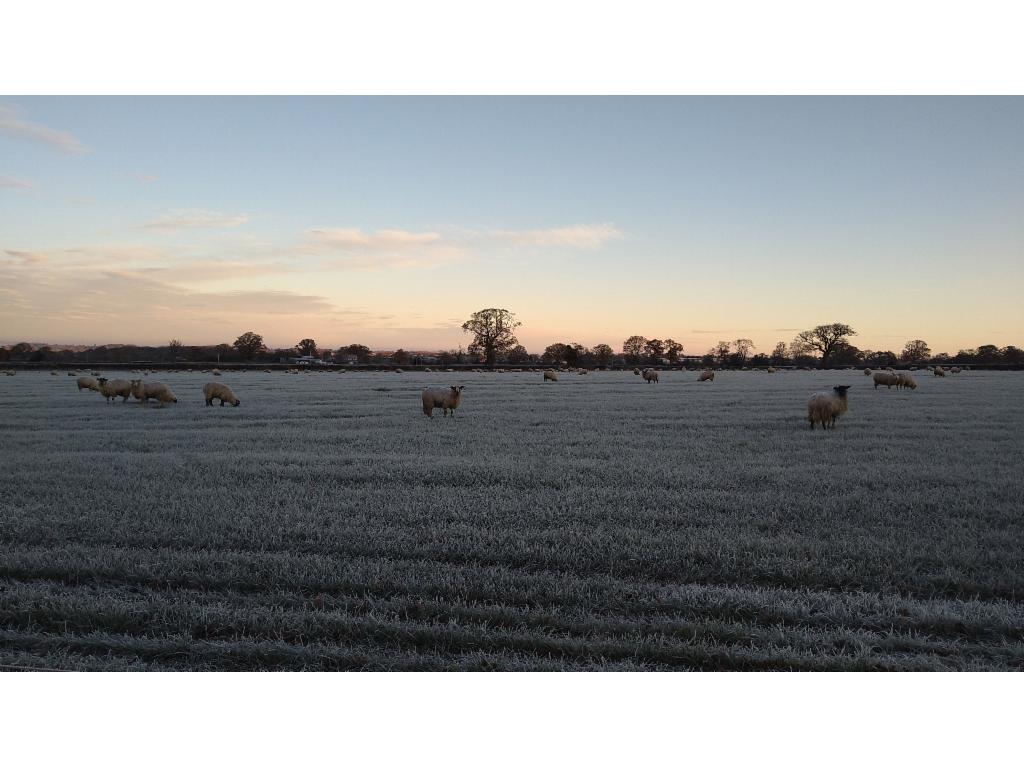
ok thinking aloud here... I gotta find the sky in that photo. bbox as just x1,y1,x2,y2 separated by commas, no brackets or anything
1,96,1022,355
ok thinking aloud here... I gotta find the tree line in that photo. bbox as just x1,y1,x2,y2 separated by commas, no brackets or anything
3,312,1022,368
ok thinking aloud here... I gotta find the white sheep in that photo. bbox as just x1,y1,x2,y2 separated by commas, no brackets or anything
807,385,851,430
212,368,222,376
98,377,133,403
422,385,464,417
864,368,872,376
896,372,918,390
203,381,240,406
699,370,715,382
77,376,101,392
934,367,946,377
130,379,178,405
873,371,899,389
950,366,961,374
544,370,558,382
766,367,777,373
642,369,659,384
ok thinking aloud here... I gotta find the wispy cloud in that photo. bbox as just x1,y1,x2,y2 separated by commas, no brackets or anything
0,103,88,154
135,174,158,183
692,328,801,334
485,223,623,249
0,175,34,190
4,249,47,265
144,209,249,230
309,228,442,249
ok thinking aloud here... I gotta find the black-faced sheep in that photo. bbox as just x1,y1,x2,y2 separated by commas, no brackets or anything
808,385,851,430
203,382,240,407
422,385,464,418
896,372,918,390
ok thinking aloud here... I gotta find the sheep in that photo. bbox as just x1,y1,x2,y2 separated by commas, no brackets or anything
212,368,222,376
896,372,918,390
130,379,177,405
422,385,464,417
934,367,946,377
766,367,777,373
642,369,659,384
864,368,872,376
950,366,961,374
98,377,133,403
633,368,641,375
50,370,59,376
807,385,851,430
544,370,558,382
873,371,899,389
203,381,240,407
699,370,715,382
77,376,100,392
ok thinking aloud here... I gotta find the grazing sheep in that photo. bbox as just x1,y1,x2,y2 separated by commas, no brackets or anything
766,367,777,373
642,369,659,384
699,370,715,382
950,366,961,374
77,376,100,392
98,377,133,403
633,368,641,375
807,385,851,430
873,371,899,389
864,368,872,376
130,379,177,405
895,372,918,390
544,370,559,382
934,367,946,377
421,385,464,418
203,381,240,407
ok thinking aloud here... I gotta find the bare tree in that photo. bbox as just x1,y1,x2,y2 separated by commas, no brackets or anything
664,339,684,363
711,340,731,365
793,323,856,368
462,308,521,369
622,335,647,363
733,338,754,364
900,339,931,362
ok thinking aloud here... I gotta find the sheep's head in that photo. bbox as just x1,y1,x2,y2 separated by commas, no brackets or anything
97,377,108,385
833,385,851,396
450,385,465,394
232,398,240,407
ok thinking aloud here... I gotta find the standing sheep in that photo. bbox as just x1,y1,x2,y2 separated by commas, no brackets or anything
130,379,178,405
642,369,659,384
698,370,715,382
98,377,133,403
544,370,558,382
873,371,899,389
864,368,872,376
633,368,641,376
203,382,240,406
934,367,946,377
807,385,851,430
77,376,100,392
421,385,464,418
896,372,918,390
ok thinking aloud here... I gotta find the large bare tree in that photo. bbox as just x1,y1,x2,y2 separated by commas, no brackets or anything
793,323,856,367
462,308,521,369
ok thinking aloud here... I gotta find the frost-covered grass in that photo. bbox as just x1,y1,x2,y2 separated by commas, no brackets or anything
1,368,1022,670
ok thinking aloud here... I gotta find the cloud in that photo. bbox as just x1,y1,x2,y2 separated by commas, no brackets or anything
309,228,442,249
692,328,801,334
144,209,249,230
4,249,47,265
0,175,33,190
135,174,158,183
485,223,623,249
0,103,88,154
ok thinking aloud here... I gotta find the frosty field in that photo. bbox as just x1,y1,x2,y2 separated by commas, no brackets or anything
1,368,1022,671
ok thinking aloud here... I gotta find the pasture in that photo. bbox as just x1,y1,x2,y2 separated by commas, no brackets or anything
0,368,1022,670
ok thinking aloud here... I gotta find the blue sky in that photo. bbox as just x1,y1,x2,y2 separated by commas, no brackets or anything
1,97,1022,353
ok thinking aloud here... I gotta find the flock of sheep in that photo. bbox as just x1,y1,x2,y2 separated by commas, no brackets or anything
13,362,969,429
73,374,239,407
